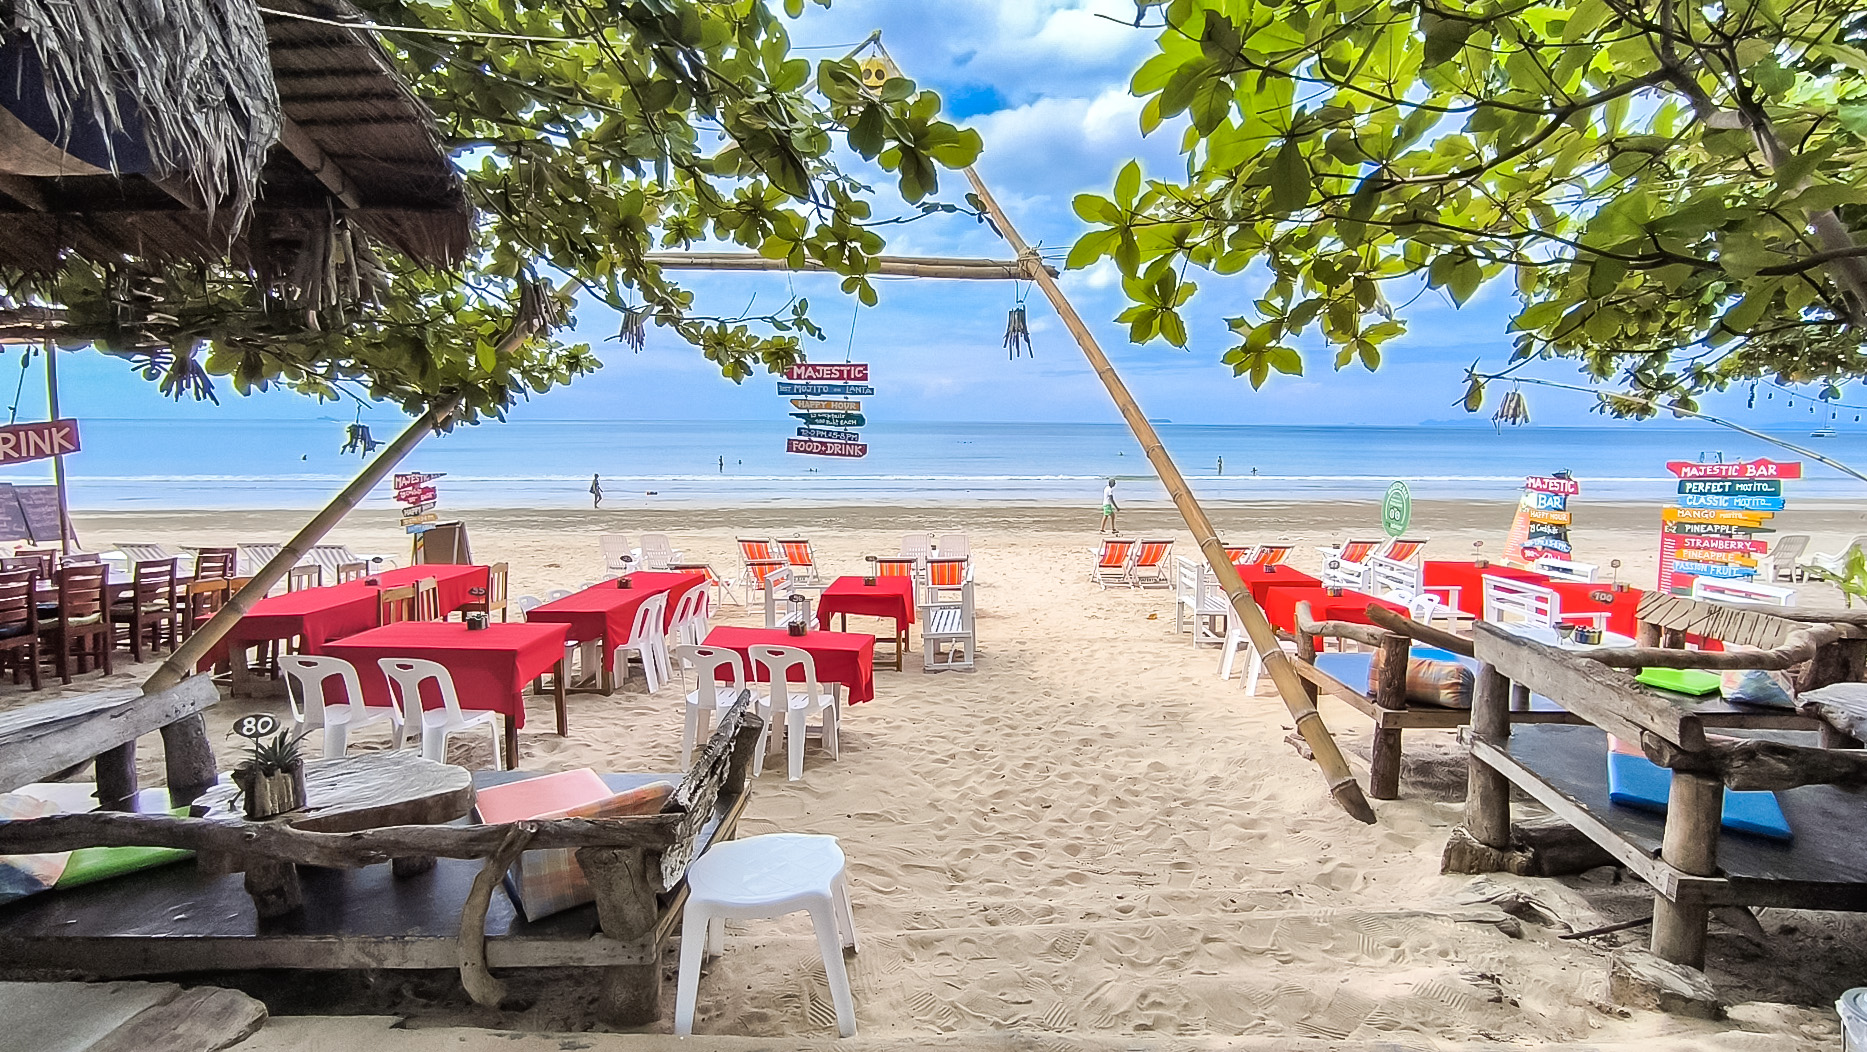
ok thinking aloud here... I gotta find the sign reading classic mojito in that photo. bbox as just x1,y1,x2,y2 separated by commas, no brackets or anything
1658,458,1798,594
781,362,871,458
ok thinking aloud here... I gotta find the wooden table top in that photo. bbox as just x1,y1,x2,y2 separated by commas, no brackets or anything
193,751,474,833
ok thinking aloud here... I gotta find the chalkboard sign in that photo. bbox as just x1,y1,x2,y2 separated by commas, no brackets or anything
15,486,73,546
0,484,30,543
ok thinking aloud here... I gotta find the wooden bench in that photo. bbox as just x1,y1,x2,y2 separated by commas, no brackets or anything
1449,596,1867,971
0,675,220,807
0,695,764,1026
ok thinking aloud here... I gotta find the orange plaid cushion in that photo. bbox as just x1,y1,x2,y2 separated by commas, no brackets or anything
505,780,677,921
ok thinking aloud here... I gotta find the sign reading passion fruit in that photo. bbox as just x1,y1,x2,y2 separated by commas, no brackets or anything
781,364,872,458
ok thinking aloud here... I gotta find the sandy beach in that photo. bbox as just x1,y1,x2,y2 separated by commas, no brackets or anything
18,500,1867,1047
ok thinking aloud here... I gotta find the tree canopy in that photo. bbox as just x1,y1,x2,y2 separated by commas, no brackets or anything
2,0,981,424
1070,0,1867,417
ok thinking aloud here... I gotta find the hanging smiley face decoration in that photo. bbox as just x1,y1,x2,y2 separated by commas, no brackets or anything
860,56,891,92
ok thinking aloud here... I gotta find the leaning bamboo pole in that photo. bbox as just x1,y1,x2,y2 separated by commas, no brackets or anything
647,252,1053,281
961,170,1377,824
142,399,459,695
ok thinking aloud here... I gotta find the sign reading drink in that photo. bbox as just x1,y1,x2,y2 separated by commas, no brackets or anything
786,438,867,458
0,418,79,465
1658,457,1800,594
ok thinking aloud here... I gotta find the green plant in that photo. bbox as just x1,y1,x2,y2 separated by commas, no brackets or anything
244,729,313,775
1802,547,1867,607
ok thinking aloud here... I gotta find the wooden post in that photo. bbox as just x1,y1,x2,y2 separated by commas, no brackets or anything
1369,632,1410,800
578,845,665,1025
43,340,70,553
142,399,458,697
961,169,1374,824
1465,666,1513,850
93,741,138,811
1650,770,1722,967
160,716,221,807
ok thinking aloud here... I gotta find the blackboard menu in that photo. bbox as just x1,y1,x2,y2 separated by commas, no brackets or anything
0,484,30,543
14,485,73,546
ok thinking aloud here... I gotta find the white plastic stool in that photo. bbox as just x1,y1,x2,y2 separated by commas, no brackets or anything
675,834,858,1037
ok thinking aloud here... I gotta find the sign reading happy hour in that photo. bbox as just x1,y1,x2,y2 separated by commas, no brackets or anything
1505,473,1579,565
1658,458,1799,594
781,363,870,458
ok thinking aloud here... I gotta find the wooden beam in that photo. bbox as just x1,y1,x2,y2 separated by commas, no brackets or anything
1365,607,1475,657
278,117,363,209
1641,731,1867,791
0,677,219,793
643,251,1054,281
0,174,48,211
1474,622,1708,751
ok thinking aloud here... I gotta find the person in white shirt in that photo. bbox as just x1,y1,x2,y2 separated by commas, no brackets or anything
1100,478,1118,534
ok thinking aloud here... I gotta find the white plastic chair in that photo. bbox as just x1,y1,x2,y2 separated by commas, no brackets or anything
280,654,401,758
514,595,542,618
674,834,857,1037
669,585,711,648
613,592,669,694
900,534,932,564
377,657,502,767
675,644,746,767
638,533,678,571
935,533,969,560
747,644,840,781
762,567,813,629
600,534,634,575
544,588,573,603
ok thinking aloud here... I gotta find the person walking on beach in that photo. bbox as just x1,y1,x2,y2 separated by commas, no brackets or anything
1100,478,1119,533
590,473,603,509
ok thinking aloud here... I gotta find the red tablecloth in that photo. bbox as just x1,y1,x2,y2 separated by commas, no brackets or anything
1421,560,1547,616
704,626,877,704
1233,564,1321,605
322,621,569,727
1541,580,1645,638
1262,586,1407,634
200,563,492,670
522,571,704,670
816,576,916,633
373,564,489,616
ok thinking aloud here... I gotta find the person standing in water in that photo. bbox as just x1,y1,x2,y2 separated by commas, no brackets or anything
590,473,604,509
1100,478,1119,534
1217,456,1224,476
718,455,725,473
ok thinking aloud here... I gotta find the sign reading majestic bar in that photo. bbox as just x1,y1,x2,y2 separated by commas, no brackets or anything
0,418,79,465
1658,458,1800,594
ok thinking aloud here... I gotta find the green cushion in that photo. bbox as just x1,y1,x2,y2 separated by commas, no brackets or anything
54,808,193,888
1635,667,1723,696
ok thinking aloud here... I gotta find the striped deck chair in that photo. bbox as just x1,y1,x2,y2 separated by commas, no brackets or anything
1091,539,1136,590
874,556,921,584
1319,538,1383,590
737,538,785,595
775,538,821,585
670,562,739,608
1222,545,1255,565
1127,538,1175,588
1380,538,1427,564
1247,544,1293,566
924,556,971,603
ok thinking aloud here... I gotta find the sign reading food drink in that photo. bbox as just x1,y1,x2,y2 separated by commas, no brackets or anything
781,364,871,458
1658,458,1799,594
1505,473,1578,565
0,418,79,465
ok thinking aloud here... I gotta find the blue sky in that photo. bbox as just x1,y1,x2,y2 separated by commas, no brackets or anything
33,0,1860,433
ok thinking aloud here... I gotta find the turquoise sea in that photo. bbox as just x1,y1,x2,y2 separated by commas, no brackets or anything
6,418,1865,511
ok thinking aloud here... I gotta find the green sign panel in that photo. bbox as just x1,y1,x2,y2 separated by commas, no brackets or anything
1382,481,1412,537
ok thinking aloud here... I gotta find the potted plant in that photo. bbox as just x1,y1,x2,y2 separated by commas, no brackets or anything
233,727,311,820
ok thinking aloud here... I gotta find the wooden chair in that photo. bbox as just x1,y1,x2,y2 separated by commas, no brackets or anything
60,552,102,568
335,561,369,584
43,564,111,684
5,550,53,578
287,565,323,592
379,585,418,625
111,558,179,662
181,577,231,643
415,577,440,621
459,563,508,621
194,547,237,580
0,572,41,689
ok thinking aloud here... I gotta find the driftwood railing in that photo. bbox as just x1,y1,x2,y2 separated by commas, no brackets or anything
0,695,764,1025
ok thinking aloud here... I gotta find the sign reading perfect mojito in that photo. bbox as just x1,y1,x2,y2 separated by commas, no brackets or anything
1658,458,1800,595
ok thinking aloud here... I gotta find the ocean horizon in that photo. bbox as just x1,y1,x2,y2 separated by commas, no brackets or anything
8,418,1865,511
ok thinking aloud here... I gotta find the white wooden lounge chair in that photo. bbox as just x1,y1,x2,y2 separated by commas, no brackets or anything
1481,577,1610,631
761,567,813,629
1531,556,1598,582
921,580,975,672
1690,577,1796,606
1319,538,1383,590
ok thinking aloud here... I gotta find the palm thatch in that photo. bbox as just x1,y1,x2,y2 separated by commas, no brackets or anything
9,0,280,222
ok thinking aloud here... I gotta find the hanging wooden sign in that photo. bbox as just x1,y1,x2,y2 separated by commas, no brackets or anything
777,382,875,397
785,363,869,382
790,399,862,412
1678,478,1783,496
790,412,866,428
1504,472,1578,565
1659,458,1800,593
787,438,867,458
796,426,862,443
1667,458,1802,479
0,418,79,466
1676,493,1787,511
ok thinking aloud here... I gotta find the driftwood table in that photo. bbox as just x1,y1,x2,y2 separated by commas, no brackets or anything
193,752,475,916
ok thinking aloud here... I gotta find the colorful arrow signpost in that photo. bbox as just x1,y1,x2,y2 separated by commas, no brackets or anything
395,471,445,534
1504,473,1580,564
781,362,871,458
1658,458,1799,594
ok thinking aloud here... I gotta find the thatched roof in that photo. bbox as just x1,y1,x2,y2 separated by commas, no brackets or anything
0,0,469,270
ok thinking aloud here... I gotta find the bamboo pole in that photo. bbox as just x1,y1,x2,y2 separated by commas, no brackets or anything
44,339,70,552
960,170,1376,823
142,399,459,695
646,252,1054,281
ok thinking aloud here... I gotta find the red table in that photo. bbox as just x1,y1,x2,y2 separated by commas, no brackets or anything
1261,586,1406,634
1233,564,1321,605
704,626,877,704
1422,560,1547,617
322,621,571,768
522,571,705,687
372,564,490,617
815,576,916,671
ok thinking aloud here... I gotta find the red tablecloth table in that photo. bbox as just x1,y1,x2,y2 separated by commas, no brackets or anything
522,571,705,687
1421,560,1548,617
372,564,490,617
815,576,916,671
704,626,877,704
1261,586,1407,634
322,621,570,768
1233,564,1321,605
